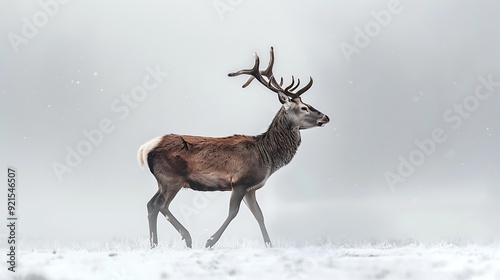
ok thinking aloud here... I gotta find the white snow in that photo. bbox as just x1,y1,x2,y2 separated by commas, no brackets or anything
4,240,500,280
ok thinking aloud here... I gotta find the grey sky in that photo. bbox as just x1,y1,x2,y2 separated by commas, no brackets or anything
1,0,499,245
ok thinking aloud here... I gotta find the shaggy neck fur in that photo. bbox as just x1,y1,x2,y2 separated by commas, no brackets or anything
255,107,302,173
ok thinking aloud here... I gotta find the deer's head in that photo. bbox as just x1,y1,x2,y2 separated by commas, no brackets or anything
228,47,329,130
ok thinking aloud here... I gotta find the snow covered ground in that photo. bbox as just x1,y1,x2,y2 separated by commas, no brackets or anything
4,239,500,280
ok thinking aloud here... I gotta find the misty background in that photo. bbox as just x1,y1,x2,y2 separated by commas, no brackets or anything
1,0,499,246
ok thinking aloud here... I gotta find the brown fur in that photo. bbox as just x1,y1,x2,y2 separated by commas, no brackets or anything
147,134,268,192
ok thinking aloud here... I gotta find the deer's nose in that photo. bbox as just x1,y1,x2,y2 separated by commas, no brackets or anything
318,114,330,126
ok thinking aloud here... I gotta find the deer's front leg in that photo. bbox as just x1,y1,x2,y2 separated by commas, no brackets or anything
243,190,272,247
205,186,246,248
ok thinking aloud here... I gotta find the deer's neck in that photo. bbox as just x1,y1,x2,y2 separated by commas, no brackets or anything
256,108,301,173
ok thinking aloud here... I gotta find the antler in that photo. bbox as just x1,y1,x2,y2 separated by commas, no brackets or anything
228,47,313,99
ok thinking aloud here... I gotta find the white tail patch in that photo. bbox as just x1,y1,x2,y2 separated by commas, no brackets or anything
137,136,163,168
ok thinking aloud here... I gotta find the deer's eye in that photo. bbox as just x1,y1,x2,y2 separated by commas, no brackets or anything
301,107,308,111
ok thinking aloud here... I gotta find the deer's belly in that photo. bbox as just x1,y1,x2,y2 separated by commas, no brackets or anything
186,178,232,192
185,171,267,192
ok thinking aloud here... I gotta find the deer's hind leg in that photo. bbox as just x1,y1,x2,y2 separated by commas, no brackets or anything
156,177,193,248
147,190,164,248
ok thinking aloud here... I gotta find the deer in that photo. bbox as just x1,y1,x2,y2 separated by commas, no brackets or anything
138,47,330,249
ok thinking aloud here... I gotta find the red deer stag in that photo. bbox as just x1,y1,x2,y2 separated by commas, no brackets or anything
138,47,329,248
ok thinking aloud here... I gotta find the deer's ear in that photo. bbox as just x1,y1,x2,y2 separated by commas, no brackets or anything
278,91,292,110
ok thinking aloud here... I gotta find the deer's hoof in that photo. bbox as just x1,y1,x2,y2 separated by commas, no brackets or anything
205,237,216,249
